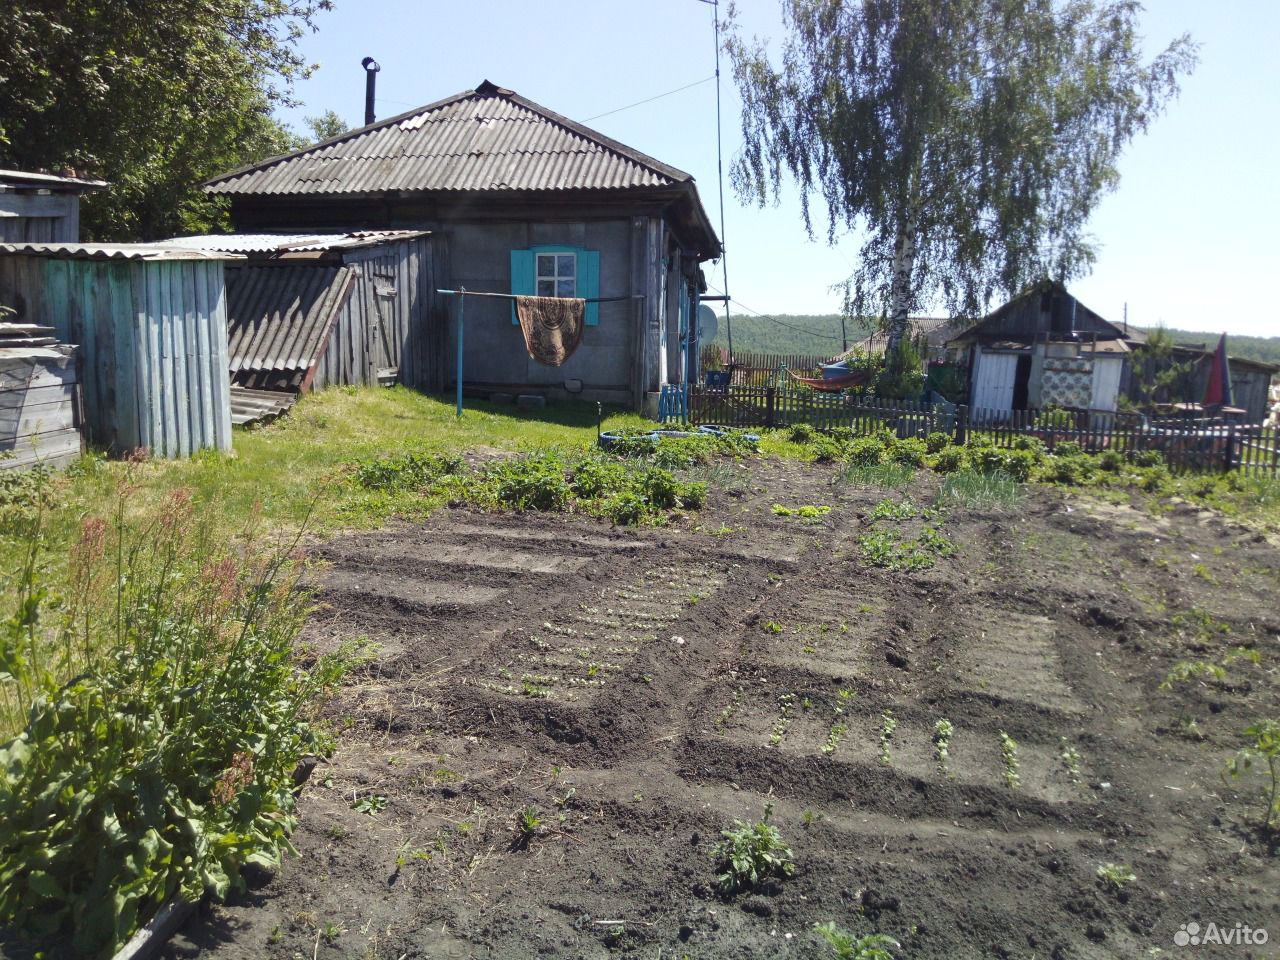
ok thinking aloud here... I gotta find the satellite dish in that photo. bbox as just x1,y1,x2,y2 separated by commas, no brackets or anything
697,304,719,342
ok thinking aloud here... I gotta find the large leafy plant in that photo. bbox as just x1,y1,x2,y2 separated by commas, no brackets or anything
712,802,795,894
0,489,350,957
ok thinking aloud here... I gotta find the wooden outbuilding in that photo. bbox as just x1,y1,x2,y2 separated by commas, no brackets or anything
163,232,435,423
0,169,108,244
0,243,238,458
0,324,81,471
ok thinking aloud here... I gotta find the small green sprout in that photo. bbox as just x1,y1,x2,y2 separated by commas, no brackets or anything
879,711,897,765
1096,862,1136,892
933,719,954,770
814,921,900,959
999,731,1020,789
1223,718,1280,830
351,793,387,816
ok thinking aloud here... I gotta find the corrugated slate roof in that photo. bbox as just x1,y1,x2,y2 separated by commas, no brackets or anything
226,264,355,382
206,81,693,197
0,242,238,261
165,230,428,253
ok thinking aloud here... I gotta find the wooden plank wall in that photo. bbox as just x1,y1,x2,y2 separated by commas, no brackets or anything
0,349,82,471
313,236,435,391
0,253,232,458
0,190,79,243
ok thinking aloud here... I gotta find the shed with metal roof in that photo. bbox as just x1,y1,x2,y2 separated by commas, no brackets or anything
0,243,237,458
203,81,720,408
164,231,436,423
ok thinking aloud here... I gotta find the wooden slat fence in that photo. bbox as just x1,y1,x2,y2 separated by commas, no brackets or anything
664,383,1280,477
700,345,838,386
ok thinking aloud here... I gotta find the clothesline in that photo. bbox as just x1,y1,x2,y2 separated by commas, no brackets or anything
436,286,647,419
435,288,642,304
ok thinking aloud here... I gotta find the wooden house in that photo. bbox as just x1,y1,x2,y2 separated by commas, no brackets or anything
947,282,1138,418
203,80,721,409
947,280,1279,422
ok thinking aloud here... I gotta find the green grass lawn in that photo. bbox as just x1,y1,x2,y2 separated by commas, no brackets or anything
1,387,654,580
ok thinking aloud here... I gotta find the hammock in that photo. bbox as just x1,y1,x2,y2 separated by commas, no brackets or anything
785,367,873,393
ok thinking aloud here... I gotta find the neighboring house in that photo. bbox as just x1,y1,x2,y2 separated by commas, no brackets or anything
946,281,1132,418
1153,343,1278,424
0,169,108,243
203,80,721,409
163,232,434,424
946,280,1279,422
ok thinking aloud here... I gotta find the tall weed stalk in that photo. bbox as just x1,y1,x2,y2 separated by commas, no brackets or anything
0,483,350,958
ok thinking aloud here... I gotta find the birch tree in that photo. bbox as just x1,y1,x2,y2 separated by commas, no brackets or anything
725,0,1197,353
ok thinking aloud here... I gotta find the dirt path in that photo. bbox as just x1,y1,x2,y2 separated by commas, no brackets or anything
164,462,1280,959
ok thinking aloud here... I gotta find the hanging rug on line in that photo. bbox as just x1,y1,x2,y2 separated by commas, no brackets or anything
515,295,585,367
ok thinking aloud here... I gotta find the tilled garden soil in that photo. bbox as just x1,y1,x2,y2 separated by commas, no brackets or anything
165,461,1280,959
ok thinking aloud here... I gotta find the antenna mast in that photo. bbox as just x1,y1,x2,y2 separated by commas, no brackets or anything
698,0,732,363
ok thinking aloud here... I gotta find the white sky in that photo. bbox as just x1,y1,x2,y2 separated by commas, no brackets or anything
274,0,1279,342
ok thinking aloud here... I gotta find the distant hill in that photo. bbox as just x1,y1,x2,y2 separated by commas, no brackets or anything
1152,328,1280,366
708,312,1280,367
705,313,877,358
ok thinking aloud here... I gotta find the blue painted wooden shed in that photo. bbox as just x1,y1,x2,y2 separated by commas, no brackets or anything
0,243,240,458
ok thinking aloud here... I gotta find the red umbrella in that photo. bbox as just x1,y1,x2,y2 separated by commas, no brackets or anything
1203,333,1233,407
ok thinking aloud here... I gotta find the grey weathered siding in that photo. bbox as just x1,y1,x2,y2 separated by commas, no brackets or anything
314,236,435,391
0,254,232,457
437,219,641,404
0,347,82,470
0,191,80,244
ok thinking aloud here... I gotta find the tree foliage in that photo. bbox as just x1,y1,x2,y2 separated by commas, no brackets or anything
304,110,349,143
1121,326,1197,410
0,2,332,241
725,0,1198,347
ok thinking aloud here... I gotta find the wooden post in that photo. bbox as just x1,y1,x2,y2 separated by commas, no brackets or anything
954,405,968,445
765,386,776,429
1223,424,1236,473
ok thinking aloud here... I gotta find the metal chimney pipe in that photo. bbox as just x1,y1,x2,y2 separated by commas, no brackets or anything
361,57,380,126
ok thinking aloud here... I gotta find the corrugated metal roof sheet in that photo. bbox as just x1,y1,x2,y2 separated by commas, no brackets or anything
165,230,428,253
205,81,693,197
226,264,355,379
0,242,239,261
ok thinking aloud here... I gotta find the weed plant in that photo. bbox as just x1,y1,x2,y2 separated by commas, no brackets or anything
815,922,900,959
0,489,351,957
1223,719,1280,831
712,802,795,894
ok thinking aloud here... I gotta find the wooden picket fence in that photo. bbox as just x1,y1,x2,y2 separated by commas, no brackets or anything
699,346,838,386
659,383,1280,477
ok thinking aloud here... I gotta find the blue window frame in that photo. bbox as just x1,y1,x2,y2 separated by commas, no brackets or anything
510,245,600,325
